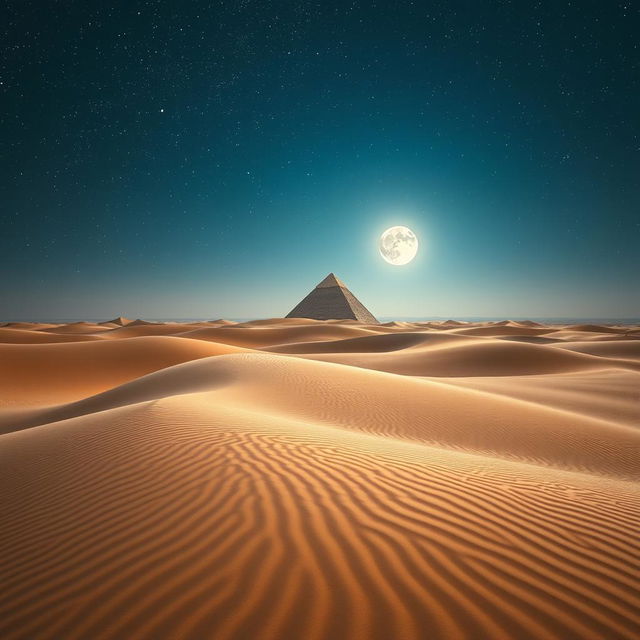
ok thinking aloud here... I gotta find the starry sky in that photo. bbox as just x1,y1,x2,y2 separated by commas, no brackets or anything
2,1,639,320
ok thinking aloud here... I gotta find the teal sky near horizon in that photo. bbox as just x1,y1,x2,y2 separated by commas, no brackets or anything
2,1,639,320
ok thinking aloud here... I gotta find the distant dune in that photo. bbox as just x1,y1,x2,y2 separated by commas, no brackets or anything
1,319,638,639
446,324,554,336
282,337,640,377
0,327,105,344
99,316,132,326
176,323,378,348
37,321,109,334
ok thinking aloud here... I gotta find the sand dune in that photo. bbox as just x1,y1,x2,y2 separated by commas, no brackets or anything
99,316,132,326
565,323,627,334
95,322,211,339
0,319,638,640
544,330,613,341
176,323,379,348
497,334,564,344
289,339,640,377
0,327,105,344
513,320,545,327
265,331,472,354
4,353,638,479
0,336,246,407
442,368,640,428
553,339,640,360
446,325,554,337
235,317,324,326
1,321,60,330
38,321,109,334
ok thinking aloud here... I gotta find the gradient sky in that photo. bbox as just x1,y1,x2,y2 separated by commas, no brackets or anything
2,1,639,320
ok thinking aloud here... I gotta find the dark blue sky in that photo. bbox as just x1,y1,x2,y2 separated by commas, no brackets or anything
2,1,638,319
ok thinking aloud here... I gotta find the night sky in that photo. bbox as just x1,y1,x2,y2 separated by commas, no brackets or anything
2,1,638,320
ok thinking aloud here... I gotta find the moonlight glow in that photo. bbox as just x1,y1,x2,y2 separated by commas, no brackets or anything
379,226,419,266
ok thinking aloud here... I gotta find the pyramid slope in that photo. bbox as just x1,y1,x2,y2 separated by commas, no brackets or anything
286,274,378,323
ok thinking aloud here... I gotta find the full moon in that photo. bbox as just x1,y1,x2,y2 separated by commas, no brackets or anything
379,226,419,265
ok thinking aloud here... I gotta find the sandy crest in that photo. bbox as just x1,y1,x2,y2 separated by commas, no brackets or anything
0,336,247,407
0,319,639,640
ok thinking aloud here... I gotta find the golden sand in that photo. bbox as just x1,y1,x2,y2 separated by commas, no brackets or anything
1,319,638,639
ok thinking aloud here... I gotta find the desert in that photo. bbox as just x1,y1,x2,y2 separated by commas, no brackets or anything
1,317,639,639
4,1,638,637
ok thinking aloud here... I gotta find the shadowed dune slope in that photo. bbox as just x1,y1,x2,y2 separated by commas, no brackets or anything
0,382,638,640
0,328,105,344
291,339,640,377
544,329,637,341
497,335,564,344
264,331,470,354
235,317,323,326
565,324,627,333
552,340,640,360
176,323,379,347
37,321,110,334
446,325,555,337
0,337,247,407
98,322,213,339
1,322,60,330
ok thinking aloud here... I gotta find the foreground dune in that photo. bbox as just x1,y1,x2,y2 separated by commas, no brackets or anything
0,319,638,639
4,354,639,480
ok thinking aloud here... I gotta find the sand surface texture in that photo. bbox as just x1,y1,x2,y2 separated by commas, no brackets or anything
1,318,639,640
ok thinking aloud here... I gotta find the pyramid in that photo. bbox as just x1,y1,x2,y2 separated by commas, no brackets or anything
286,273,378,323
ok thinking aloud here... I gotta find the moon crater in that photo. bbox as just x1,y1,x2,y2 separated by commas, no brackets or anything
379,226,418,265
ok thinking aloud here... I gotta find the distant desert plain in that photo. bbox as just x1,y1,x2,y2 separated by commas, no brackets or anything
1,316,639,640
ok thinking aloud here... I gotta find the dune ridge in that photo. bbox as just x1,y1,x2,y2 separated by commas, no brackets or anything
0,336,247,406
3,353,638,480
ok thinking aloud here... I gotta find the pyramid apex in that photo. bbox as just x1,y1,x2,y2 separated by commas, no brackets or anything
316,273,346,289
